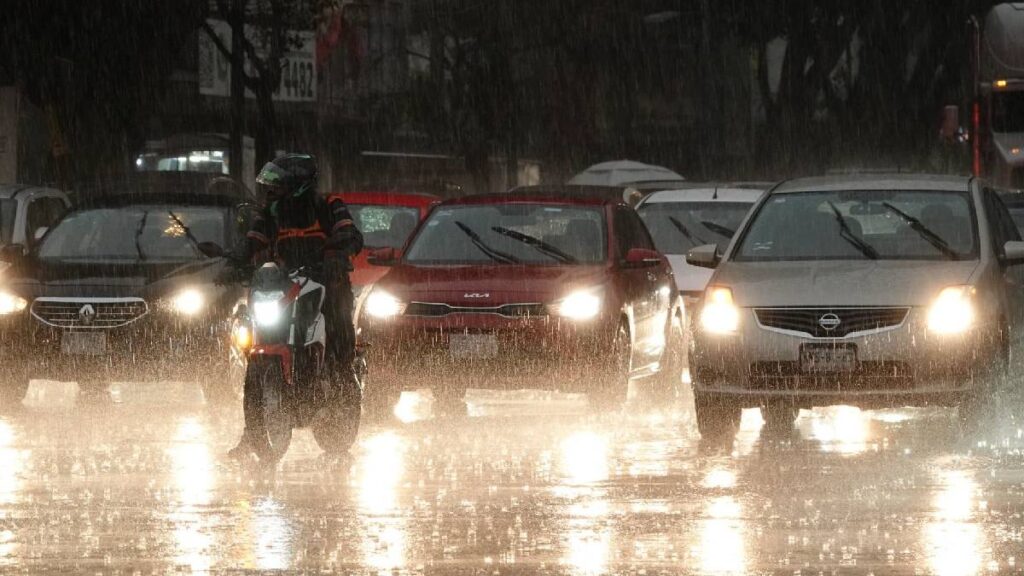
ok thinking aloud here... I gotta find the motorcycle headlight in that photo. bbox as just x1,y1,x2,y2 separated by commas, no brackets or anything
928,285,975,335
0,291,28,315
171,288,205,316
365,289,406,319
232,322,253,350
552,288,603,321
700,286,740,335
252,290,285,327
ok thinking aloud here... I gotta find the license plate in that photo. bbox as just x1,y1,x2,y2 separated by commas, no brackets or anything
449,333,498,360
800,345,856,373
61,332,108,355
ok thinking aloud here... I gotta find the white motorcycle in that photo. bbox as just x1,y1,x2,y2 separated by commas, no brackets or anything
230,262,361,463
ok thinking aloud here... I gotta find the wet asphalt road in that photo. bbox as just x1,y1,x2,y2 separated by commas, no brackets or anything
2,380,1024,574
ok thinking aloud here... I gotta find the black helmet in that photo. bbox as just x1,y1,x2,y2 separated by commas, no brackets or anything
256,153,318,202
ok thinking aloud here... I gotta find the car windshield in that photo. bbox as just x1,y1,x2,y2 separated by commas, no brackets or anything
38,205,229,263
734,190,978,262
404,203,606,265
638,201,753,254
0,199,14,245
993,91,1024,133
349,204,421,250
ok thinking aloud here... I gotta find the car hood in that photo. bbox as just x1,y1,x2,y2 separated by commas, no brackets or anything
666,254,714,294
378,264,610,306
3,258,228,300
714,260,980,307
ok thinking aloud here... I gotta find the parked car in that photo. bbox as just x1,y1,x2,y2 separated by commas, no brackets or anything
635,186,763,317
328,191,440,289
687,174,1024,436
358,193,684,414
0,184,71,273
0,173,254,405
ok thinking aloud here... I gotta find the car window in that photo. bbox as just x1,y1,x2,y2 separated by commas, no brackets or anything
614,206,655,258
984,189,1022,255
26,197,55,237
38,205,230,263
734,190,978,262
0,199,15,245
349,204,421,250
405,204,607,265
638,201,753,254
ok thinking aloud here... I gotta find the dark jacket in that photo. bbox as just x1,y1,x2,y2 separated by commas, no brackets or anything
245,191,363,272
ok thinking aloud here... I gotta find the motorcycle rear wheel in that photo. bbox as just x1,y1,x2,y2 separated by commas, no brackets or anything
312,375,362,454
245,358,293,464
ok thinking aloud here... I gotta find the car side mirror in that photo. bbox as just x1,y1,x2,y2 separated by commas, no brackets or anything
0,243,26,264
367,247,400,266
624,248,663,268
197,241,226,259
686,244,720,268
1004,241,1024,265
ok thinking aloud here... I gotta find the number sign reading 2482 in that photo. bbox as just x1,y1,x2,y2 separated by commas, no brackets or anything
199,19,317,103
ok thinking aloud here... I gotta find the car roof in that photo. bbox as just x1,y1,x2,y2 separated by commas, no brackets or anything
443,192,617,207
330,190,441,207
76,172,254,207
641,187,764,204
772,174,973,194
0,184,63,200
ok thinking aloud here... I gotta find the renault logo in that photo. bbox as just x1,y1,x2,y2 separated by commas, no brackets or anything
818,313,841,331
79,304,96,325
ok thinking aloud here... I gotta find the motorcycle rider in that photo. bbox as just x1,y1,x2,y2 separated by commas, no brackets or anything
229,153,363,458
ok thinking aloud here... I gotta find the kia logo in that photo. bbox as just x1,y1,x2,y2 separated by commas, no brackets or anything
79,304,96,325
818,313,841,331
464,293,490,299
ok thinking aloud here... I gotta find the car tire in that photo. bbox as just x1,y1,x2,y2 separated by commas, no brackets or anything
435,386,468,418
0,375,28,409
245,358,293,465
761,403,799,434
694,394,741,439
590,321,631,411
312,375,361,455
648,311,685,404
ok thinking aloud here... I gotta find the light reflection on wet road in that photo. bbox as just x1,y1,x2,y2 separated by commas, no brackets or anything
1,382,1024,573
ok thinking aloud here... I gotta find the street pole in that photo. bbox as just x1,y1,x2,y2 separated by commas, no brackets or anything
229,0,246,181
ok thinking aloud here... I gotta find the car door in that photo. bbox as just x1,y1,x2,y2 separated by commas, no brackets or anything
613,206,668,369
984,188,1024,334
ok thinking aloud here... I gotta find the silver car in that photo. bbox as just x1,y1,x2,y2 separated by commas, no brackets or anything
686,174,1024,436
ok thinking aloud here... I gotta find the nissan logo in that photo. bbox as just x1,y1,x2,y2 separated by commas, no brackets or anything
79,304,96,325
818,313,841,331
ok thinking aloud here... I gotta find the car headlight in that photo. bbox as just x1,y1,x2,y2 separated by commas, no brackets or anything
928,285,975,335
171,288,205,316
700,286,739,334
365,289,406,319
252,290,285,327
552,288,603,321
0,291,28,315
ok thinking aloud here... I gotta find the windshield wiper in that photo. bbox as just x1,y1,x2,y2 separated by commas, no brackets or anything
167,211,206,258
700,220,737,238
134,211,149,261
491,226,577,264
668,216,708,246
827,202,878,259
880,202,959,260
454,221,520,264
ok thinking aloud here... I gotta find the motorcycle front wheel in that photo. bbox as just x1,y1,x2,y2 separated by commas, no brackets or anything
245,357,293,464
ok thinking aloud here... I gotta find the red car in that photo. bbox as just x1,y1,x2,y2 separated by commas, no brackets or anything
358,193,685,414
328,191,440,287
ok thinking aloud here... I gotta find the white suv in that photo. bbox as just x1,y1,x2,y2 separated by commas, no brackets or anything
0,185,71,271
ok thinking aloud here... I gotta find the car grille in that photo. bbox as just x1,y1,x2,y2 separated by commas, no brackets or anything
31,298,149,329
754,307,909,338
404,302,547,318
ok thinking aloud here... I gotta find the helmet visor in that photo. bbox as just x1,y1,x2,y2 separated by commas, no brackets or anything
256,162,290,187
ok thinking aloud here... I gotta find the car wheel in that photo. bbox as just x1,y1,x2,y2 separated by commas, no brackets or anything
435,385,468,418
761,403,799,434
591,321,631,411
312,374,361,455
648,311,685,404
245,358,293,465
694,394,741,439
363,374,402,420
0,374,28,410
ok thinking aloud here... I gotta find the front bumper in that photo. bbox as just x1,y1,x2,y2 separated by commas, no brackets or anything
0,311,231,383
361,314,619,391
690,307,998,408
